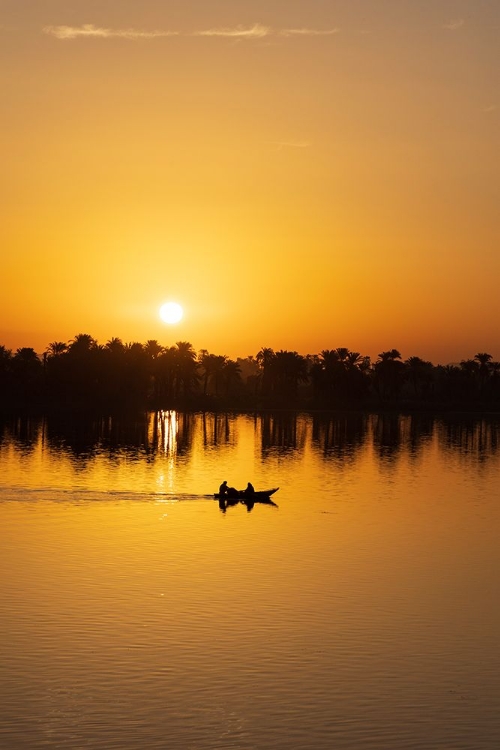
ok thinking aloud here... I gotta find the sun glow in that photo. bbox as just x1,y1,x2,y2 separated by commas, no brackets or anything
159,302,184,325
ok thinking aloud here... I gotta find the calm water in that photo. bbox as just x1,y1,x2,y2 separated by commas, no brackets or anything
1,411,500,749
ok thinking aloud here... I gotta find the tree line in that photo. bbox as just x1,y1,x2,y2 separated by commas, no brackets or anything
1,335,499,413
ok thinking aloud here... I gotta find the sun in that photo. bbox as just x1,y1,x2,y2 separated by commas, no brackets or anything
159,302,184,325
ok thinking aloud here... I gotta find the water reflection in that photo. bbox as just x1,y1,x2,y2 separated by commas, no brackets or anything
1,411,500,470
437,415,500,460
311,413,367,460
0,415,41,452
260,412,307,455
148,410,194,456
218,495,279,514
202,412,234,447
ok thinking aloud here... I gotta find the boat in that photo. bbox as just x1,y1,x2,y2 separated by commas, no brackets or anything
213,487,279,500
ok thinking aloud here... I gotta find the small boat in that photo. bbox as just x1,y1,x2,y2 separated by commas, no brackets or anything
213,487,279,500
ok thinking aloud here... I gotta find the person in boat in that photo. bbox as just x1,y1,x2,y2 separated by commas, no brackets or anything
244,482,255,496
219,481,228,497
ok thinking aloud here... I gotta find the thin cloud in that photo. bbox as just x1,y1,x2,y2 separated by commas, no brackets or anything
194,24,270,39
43,24,179,40
484,105,497,113
269,140,312,151
443,19,465,31
43,22,340,42
279,28,339,37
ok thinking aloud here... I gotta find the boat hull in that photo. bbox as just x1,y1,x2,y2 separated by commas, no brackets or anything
213,487,279,500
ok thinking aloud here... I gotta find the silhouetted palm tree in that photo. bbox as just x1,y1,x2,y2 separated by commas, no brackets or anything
474,352,493,369
45,341,68,357
11,348,43,404
0,346,13,405
256,347,275,397
222,359,242,396
198,350,224,396
474,352,493,396
374,349,405,401
208,355,227,397
174,341,199,398
310,348,370,405
69,333,97,354
273,350,308,401
105,337,125,354
405,356,434,398
144,339,163,359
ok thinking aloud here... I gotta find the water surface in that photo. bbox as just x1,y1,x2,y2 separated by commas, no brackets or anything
1,412,500,749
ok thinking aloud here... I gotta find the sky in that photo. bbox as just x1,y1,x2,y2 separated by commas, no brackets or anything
1,0,499,365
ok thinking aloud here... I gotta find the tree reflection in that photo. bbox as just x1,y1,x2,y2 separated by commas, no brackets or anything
39,411,196,459
202,412,233,447
371,413,406,463
260,412,306,455
311,413,367,460
148,411,193,456
437,416,500,460
2,412,500,486
0,415,42,454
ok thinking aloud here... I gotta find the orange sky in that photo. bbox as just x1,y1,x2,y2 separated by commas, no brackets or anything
2,1,499,364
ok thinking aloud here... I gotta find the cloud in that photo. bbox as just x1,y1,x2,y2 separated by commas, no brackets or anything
484,104,497,113
279,28,339,37
43,24,179,40
193,23,270,38
443,19,465,31
43,22,340,42
269,140,312,151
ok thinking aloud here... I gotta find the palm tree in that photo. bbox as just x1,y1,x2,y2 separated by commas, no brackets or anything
345,351,366,370
474,352,493,369
0,345,12,377
144,339,163,360
208,355,227,397
273,350,308,401
222,359,242,396
0,346,13,405
105,337,125,354
314,350,341,401
174,341,199,398
44,342,69,398
311,348,370,404
123,342,149,406
344,351,371,401
256,347,275,396
13,347,41,365
125,341,144,355
374,349,405,401
12,348,43,403
405,356,433,398
474,352,493,396
143,340,165,402
198,350,221,396
155,346,177,403
334,347,350,364
198,350,211,395
45,341,68,357
68,333,97,354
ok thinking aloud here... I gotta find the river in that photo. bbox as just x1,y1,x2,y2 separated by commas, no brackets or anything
1,411,499,749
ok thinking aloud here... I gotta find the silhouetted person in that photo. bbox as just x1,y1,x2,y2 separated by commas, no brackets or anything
219,480,228,496
244,482,255,496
